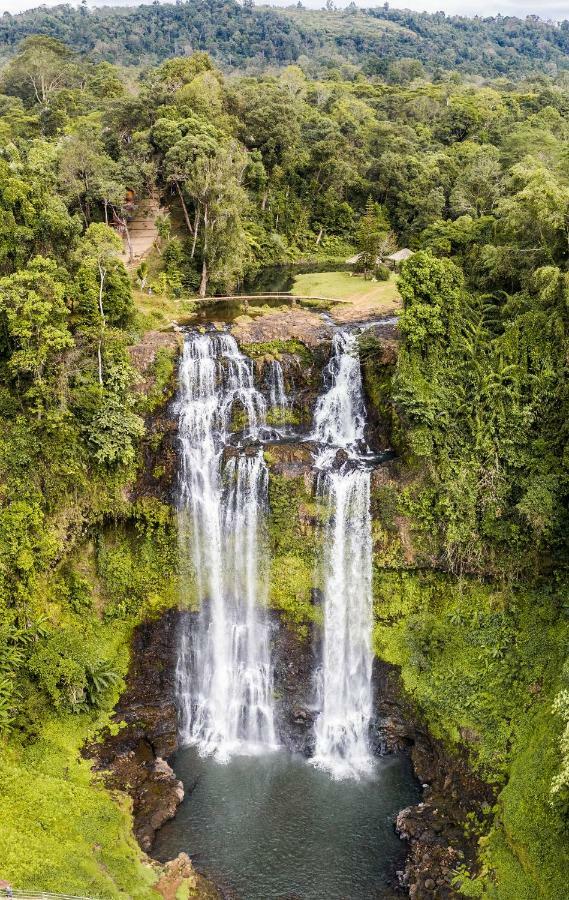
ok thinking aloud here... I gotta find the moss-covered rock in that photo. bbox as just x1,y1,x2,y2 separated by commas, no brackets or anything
266,457,324,636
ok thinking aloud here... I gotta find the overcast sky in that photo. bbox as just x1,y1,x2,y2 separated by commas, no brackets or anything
0,0,566,22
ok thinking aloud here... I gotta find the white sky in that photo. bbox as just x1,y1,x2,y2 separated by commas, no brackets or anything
0,0,565,22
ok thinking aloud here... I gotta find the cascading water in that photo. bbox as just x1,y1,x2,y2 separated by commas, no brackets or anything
313,331,368,453
267,358,289,422
312,330,374,778
176,332,276,760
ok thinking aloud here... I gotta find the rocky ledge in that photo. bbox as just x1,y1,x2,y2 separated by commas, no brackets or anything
230,308,332,348
371,663,494,899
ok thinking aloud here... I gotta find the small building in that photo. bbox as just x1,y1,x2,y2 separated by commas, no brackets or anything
347,248,414,270
385,248,414,269
346,253,363,265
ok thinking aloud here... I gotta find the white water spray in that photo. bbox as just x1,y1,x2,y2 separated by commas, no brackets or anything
176,332,276,760
312,330,374,778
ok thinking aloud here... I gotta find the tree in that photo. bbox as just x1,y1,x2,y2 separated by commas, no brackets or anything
57,127,125,227
0,256,72,389
495,160,569,265
355,198,394,277
189,142,250,296
0,158,79,276
449,143,502,218
74,224,133,382
1,37,78,108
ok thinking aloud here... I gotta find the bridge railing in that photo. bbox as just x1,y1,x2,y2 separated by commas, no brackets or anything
0,891,96,900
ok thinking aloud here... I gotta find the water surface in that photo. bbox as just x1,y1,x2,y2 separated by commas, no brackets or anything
153,747,419,900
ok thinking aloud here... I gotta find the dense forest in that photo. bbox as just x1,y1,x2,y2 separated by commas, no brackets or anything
1,1,569,77
0,16,568,900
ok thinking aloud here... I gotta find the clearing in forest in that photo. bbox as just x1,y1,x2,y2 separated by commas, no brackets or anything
291,271,401,323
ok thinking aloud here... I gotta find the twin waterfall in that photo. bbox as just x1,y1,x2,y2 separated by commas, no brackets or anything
176,334,276,760
176,329,374,777
312,333,374,778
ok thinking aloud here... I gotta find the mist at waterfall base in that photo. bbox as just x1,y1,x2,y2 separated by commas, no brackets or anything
153,747,420,900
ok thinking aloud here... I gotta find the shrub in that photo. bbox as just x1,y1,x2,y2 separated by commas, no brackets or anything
374,263,391,280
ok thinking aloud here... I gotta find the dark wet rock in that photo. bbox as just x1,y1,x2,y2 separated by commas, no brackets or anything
86,610,181,851
368,656,494,898
395,732,494,899
272,617,318,756
371,659,416,754
130,413,178,504
264,441,317,482
111,749,184,852
310,587,324,606
153,850,221,899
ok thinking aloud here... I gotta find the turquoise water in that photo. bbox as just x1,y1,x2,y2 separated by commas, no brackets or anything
153,747,419,900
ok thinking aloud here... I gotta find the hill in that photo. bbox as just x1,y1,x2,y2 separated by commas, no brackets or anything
0,1,568,78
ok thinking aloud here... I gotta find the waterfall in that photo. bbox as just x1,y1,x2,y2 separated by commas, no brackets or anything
176,332,276,761
267,358,289,421
313,331,367,454
312,330,374,778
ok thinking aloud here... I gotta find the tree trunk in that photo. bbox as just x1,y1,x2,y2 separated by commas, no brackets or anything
191,207,200,259
97,264,106,386
114,212,133,262
199,206,209,297
98,264,106,324
123,220,133,263
199,257,208,298
97,339,103,387
175,182,194,235
315,227,323,246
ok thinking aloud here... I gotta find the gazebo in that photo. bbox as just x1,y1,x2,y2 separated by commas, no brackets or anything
385,248,414,269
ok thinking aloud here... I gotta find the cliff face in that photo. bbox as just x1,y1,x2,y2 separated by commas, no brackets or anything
87,610,181,853
90,319,514,899
92,604,492,899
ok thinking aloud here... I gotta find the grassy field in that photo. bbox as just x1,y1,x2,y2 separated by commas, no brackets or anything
291,271,401,322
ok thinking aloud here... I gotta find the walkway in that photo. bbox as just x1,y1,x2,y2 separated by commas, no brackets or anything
0,891,96,900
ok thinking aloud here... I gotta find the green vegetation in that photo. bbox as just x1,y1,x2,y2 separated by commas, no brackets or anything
372,571,569,898
0,14,569,900
0,625,156,898
1,1,568,79
267,472,323,636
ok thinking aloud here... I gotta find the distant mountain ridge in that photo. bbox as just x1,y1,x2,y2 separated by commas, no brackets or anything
0,0,568,77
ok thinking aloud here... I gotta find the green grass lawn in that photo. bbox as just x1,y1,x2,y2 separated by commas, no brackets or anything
291,270,401,308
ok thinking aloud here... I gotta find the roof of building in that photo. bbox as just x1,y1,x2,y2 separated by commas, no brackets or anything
386,248,414,262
